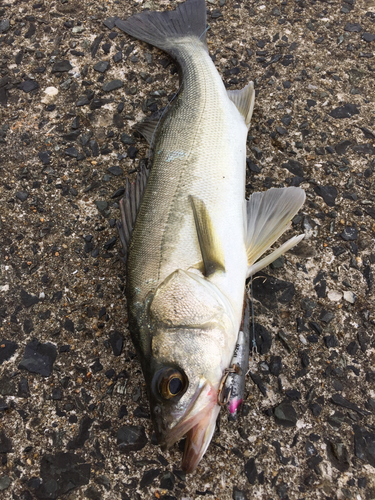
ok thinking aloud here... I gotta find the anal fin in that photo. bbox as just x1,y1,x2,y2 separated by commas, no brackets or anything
118,166,149,262
227,81,255,129
189,195,225,277
246,187,305,277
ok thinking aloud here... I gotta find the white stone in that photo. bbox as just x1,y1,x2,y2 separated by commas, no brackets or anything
343,291,356,304
328,290,342,302
41,86,58,104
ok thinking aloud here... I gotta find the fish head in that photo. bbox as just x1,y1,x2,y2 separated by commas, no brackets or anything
144,269,238,472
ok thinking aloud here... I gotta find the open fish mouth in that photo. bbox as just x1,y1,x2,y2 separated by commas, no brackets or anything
160,381,219,473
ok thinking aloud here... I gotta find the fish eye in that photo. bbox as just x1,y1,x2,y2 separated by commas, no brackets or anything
158,368,187,400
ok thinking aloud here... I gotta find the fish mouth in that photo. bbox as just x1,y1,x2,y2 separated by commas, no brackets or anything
161,381,219,473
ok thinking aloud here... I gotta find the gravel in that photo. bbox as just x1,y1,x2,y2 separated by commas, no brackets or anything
0,0,374,499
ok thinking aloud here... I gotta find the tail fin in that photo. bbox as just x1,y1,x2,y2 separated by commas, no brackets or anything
115,0,207,58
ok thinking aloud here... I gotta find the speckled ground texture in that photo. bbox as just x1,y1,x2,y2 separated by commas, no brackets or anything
0,0,375,499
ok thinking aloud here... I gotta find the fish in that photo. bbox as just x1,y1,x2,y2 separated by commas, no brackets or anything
116,0,305,473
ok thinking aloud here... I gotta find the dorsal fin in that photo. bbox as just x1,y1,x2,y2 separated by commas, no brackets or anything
133,117,160,145
189,195,225,277
118,166,149,261
227,82,255,129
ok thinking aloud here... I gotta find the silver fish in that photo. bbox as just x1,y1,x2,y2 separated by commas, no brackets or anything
117,0,305,472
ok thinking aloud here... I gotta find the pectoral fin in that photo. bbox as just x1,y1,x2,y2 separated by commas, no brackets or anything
245,187,305,278
189,195,225,277
227,82,255,129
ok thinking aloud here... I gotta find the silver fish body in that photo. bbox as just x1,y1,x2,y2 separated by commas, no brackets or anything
117,0,305,472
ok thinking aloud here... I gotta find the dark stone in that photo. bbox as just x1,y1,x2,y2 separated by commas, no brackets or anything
358,330,370,352
85,485,102,500
108,166,123,176
250,372,267,396
353,426,375,467
18,377,30,398
340,226,358,241
64,318,74,333
140,469,160,488
18,80,39,93
252,273,295,310
76,96,90,106
274,401,297,427
89,140,99,157
109,331,123,356
344,22,362,32
329,103,360,119
35,452,90,498
335,140,352,155
67,415,94,450
159,471,175,490
281,114,292,126
117,425,148,452
244,457,257,485
94,61,110,73
65,147,78,158
331,393,369,416
23,318,34,335
0,340,18,365
324,335,339,348
16,191,29,202
52,60,73,73
358,477,367,488
362,32,375,42
314,280,326,298
325,441,350,472
276,126,287,135
253,323,272,355
319,309,335,323
118,405,128,419
0,431,12,453
286,389,301,401
308,321,322,335
102,80,123,92
309,403,322,416
18,339,57,377
91,358,103,373
314,185,337,206
352,143,375,155
38,151,51,165
306,99,316,108
301,352,310,368
232,486,247,500
269,356,282,376
127,146,139,159
0,377,17,397
103,16,119,30
281,159,304,177
0,19,10,34
120,133,135,145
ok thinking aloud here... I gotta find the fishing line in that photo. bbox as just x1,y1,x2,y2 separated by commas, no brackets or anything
250,275,258,359
147,24,211,158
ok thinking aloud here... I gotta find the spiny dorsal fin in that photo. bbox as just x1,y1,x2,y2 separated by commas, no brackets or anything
227,81,255,129
245,187,305,277
118,166,149,261
133,117,160,145
189,195,225,277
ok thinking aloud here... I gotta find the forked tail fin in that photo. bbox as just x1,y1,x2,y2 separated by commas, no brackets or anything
115,0,208,59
